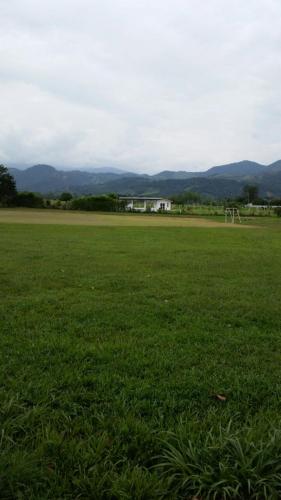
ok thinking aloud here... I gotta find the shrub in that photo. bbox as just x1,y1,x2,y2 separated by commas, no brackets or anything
59,192,73,202
274,207,281,217
14,192,44,208
70,195,125,212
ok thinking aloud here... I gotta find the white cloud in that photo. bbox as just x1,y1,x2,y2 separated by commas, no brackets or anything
0,0,281,172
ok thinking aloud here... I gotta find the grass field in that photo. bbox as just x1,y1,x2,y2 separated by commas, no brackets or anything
1,210,281,498
0,208,249,228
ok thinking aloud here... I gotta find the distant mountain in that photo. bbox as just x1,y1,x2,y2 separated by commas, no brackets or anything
79,166,135,175
267,160,281,173
6,165,30,170
6,159,281,198
9,164,131,194
205,160,267,178
7,163,132,175
152,170,201,180
77,175,243,199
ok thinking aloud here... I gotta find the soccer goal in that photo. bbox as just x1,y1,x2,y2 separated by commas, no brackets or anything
225,207,241,224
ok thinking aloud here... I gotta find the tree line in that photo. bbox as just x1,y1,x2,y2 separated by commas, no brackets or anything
1,164,281,214
0,165,126,211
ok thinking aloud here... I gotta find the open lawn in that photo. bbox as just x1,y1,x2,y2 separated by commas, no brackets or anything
0,208,251,228
0,213,281,498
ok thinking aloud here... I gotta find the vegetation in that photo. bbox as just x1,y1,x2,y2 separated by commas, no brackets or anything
3,163,281,215
158,423,281,499
242,184,259,204
171,191,202,204
70,194,126,212
0,164,17,206
1,215,281,498
14,191,45,208
59,192,73,202
0,166,45,208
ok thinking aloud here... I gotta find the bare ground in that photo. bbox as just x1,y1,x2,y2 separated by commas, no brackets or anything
0,208,253,228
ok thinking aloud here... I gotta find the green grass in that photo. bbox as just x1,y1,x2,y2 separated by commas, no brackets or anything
1,217,281,498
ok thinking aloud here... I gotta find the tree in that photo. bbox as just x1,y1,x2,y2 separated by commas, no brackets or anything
15,191,44,208
70,195,124,212
0,165,17,205
242,184,259,204
59,192,73,202
171,191,201,205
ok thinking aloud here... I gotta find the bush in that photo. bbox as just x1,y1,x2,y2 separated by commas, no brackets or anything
274,207,281,217
14,192,44,208
59,192,73,202
70,195,125,212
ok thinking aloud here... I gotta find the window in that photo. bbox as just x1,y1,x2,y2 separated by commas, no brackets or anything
159,203,165,210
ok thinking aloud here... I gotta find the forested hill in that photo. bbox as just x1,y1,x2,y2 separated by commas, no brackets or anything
7,160,281,198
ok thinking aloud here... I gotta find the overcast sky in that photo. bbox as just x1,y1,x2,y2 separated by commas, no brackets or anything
0,0,281,173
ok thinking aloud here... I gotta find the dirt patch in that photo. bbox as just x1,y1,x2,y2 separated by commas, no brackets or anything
0,209,253,228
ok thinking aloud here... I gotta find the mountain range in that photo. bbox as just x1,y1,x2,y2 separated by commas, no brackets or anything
7,160,281,199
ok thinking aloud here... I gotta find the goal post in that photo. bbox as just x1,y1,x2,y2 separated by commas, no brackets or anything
225,207,241,224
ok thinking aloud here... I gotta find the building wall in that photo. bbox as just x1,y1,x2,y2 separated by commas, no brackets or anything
125,199,171,211
155,199,171,211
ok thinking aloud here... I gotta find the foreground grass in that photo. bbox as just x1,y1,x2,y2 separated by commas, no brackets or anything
1,218,281,498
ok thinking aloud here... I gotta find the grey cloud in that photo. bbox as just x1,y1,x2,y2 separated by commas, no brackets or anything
0,0,281,172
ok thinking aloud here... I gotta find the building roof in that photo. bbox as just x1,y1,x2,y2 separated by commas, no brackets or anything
246,204,281,208
119,196,171,201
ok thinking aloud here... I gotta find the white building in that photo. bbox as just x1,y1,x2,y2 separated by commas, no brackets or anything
120,196,172,212
245,203,281,209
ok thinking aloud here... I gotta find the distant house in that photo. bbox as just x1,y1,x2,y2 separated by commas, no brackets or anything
120,196,172,212
245,203,281,209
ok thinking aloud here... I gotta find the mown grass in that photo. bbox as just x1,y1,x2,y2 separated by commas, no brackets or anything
0,208,233,227
0,217,281,498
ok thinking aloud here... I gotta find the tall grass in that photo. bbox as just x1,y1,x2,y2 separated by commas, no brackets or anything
157,422,281,499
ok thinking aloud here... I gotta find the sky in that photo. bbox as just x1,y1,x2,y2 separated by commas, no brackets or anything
0,0,281,173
